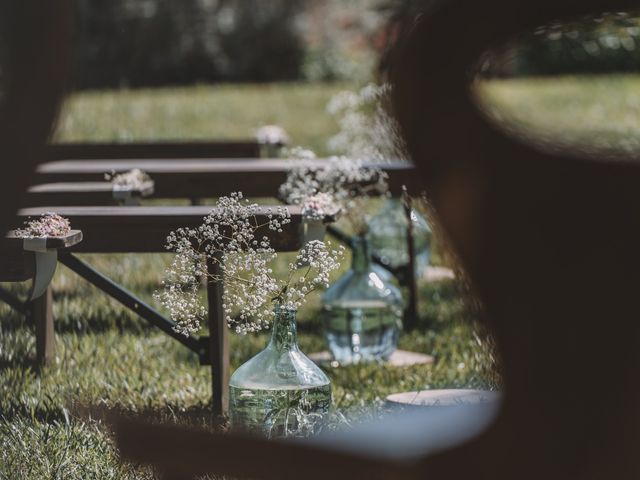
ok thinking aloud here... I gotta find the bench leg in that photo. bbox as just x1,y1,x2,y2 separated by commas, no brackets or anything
207,258,229,417
32,287,55,365
402,189,419,329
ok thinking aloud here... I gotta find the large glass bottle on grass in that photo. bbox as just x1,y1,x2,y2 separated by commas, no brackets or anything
229,306,331,438
322,235,404,363
369,198,432,277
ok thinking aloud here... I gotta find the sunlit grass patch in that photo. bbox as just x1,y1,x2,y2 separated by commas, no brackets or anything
475,73,640,157
55,82,354,156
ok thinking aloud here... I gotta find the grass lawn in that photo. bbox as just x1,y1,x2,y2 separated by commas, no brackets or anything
54,82,354,156
475,73,640,157
1,82,498,479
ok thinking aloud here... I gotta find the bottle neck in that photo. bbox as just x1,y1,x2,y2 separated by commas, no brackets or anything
269,306,298,351
351,235,372,273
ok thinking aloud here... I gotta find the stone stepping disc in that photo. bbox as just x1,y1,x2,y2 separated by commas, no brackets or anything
386,389,502,409
309,349,434,368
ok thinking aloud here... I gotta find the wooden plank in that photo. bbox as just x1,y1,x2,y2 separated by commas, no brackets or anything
32,287,55,365
45,141,272,160
28,181,154,195
3,229,83,250
16,206,304,253
23,181,154,207
0,252,35,281
207,257,229,417
34,159,420,198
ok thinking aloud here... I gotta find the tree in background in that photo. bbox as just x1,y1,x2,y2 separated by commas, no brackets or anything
72,0,306,89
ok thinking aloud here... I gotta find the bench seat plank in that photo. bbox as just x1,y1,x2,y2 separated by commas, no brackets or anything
0,230,83,281
24,181,154,207
46,141,277,160
17,206,304,253
35,159,419,198
2,229,83,250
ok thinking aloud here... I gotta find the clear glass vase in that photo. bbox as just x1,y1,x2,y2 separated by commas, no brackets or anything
229,306,332,438
368,198,432,278
321,235,404,364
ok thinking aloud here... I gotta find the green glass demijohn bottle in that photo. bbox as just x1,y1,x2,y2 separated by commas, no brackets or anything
368,198,432,278
229,305,332,438
322,235,404,364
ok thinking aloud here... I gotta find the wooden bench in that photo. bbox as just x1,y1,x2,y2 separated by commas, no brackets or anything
34,158,420,198
0,230,83,365
29,161,424,327
23,180,155,207
46,140,286,161
14,205,308,414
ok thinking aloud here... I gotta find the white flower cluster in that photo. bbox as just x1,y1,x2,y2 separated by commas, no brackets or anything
327,83,408,162
105,168,152,190
255,125,290,145
14,212,71,238
280,146,317,161
279,154,388,234
301,193,340,222
281,240,344,311
155,193,343,336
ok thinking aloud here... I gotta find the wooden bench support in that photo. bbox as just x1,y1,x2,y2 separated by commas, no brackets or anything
58,253,207,361
32,287,55,365
401,188,419,330
12,207,306,415
57,252,230,417
0,230,83,366
207,257,229,417
0,285,30,315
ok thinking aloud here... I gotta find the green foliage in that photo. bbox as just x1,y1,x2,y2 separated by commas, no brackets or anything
484,13,640,76
72,0,307,89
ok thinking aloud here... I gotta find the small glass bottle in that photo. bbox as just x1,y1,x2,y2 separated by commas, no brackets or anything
229,306,332,438
322,235,404,364
369,198,432,277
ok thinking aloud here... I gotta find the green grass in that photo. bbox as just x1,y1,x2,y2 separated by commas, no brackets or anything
55,82,353,156
475,73,640,157
1,269,495,479
1,81,498,479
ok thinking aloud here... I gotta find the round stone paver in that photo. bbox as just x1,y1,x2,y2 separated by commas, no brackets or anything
309,349,434,368
386,389,502,408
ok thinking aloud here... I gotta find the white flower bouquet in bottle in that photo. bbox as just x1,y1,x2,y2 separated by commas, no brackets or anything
155,193,344,437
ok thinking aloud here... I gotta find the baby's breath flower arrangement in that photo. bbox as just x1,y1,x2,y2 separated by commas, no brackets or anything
155,193,344,336
279,153,389,235
14,212,71,237
254,125,290,145
327,82,408,162
301,193,341,222
105,168,152,190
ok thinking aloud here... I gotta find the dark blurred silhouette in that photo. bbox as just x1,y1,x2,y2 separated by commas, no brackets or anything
391,0,640,477
0,0,71,236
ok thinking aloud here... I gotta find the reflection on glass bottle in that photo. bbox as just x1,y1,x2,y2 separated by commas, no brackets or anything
229,306,331,438
322,235,404,364
369,198,432,278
